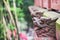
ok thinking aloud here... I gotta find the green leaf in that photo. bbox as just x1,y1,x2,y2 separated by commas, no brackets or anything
8,24,15,31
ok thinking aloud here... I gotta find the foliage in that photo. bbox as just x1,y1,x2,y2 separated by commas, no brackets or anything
0,0,34,40
8,23,15,31
23,0,34,27
0,24,4,40
0,0,5,39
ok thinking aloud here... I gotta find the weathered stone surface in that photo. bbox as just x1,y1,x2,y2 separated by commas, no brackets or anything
28,6,47,16
28,6,59,40
43,11,60,20
32,16,57,40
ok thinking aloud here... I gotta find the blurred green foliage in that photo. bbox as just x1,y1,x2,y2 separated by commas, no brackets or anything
8,23,15,31
0,1,5,39
16,0,34,23
0,24,4,40
0,0,34,40
23,0,34,27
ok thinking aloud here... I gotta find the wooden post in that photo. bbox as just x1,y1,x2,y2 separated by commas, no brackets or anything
3,0,15,26
13,0,20,40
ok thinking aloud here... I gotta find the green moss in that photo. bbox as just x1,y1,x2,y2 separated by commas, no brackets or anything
56,23,60,30
56,18,60,30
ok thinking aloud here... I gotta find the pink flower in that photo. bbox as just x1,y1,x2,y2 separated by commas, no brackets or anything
19,33,28,40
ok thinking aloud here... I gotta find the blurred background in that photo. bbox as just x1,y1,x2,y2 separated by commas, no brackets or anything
0,0,34,40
